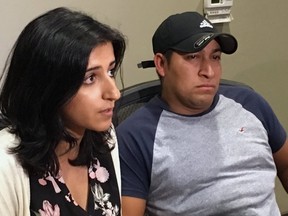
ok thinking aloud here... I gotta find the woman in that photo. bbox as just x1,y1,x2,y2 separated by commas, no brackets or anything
0,7,125,216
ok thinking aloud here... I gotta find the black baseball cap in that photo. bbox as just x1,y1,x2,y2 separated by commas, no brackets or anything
153,11,237,54
138,11,237,68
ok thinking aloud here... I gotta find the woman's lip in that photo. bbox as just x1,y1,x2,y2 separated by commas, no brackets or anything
100,108,114,116
100,107,114,112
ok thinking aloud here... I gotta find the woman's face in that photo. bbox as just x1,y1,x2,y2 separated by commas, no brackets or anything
61,42,120,138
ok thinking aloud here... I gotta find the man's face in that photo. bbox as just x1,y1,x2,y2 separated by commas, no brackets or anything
161,40,222,115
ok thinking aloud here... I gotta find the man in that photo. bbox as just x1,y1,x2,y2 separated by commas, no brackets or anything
116,11,288,215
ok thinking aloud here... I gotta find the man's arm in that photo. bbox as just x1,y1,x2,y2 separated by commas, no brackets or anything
122,196,146,216
273,139,288,193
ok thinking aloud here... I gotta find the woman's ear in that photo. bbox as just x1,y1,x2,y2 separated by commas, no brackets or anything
154,53,166,78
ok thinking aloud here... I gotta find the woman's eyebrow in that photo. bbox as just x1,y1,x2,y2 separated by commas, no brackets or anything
86,66,100,73
85,60,116,72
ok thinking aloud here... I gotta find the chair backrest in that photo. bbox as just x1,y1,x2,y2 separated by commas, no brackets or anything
113,79,252,127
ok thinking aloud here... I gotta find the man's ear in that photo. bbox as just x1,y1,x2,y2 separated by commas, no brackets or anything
154,53,166,78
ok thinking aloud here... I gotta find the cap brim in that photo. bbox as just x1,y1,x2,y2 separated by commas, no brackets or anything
171,33,237,55
215,33,238,54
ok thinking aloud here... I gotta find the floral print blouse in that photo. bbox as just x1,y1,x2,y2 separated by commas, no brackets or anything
29,153,120,216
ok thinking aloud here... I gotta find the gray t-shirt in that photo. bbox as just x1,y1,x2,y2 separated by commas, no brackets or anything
117,85,286,215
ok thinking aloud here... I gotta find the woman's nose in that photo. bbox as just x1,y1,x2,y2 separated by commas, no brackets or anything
103,77,120,101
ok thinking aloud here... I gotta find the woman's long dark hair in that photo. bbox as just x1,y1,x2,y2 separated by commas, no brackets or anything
0,7,126,176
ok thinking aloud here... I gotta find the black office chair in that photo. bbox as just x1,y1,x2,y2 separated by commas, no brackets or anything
112,79,160,126
113,79,252,127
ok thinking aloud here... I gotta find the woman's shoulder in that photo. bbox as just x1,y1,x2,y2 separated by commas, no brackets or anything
0,128,22,172
0,127,29,185
0,128,30,215
0,128,18,151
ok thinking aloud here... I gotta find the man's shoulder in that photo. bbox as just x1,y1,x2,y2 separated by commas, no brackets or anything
218,84,264,106
219,84,255,97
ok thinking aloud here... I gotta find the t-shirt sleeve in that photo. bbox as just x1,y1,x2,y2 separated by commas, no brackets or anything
250,92,287,153
222,87,287,153
116,104,160,200
117,121,153,199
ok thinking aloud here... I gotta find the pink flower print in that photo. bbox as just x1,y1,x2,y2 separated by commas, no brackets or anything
56,171,65,184
45,175,61,193
96,166,109,183
38,200,60,216
38,173,62,193
65,192,79,206
38,178,47,186
89,160,109,183
89,170,96,179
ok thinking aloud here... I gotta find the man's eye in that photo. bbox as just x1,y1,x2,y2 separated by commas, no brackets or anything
186,54,197,60
83,75,96,84
213,55,221,60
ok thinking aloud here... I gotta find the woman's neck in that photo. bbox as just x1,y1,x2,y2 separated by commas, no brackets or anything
56,140,81,163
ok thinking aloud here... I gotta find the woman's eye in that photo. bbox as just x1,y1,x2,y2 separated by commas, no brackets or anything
108,69,116,78
83,75,96,84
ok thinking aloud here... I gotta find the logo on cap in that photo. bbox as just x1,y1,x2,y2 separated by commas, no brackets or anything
194,33,214,48
200,20,213,28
